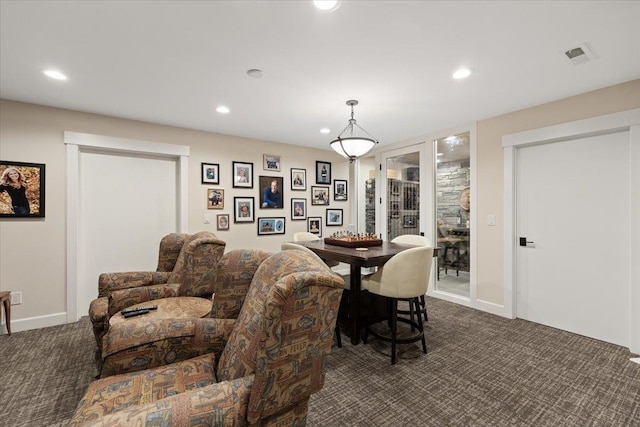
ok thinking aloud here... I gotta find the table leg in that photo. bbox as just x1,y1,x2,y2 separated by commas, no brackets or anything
349,264,362,345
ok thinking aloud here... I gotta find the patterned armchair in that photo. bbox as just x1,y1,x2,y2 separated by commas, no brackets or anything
88,231,226,346
70,250,345,426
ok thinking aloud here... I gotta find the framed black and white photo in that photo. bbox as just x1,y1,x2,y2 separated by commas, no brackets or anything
234,196,255,223
201,162,219,185
217,214,230,231
333,179,347,201
0,160,45,217
326,208,343,226
291,198,307,220
316,161,331,184
263,154,281,171
307,216,322,237
290,168,306,191
258,217,285,235
259,176,284,209
311,186,330,205
207,189,224,209
232,161,253,188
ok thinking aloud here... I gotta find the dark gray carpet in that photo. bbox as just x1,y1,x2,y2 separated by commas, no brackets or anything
1,298,639,426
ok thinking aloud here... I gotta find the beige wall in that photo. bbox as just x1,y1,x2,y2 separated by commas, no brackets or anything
2,78,639,329
0,100,348,327
476,79,640,304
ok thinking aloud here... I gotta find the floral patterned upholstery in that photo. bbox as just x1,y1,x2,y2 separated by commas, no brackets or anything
88,231,226,347
210,249,272,319
71,250,344,427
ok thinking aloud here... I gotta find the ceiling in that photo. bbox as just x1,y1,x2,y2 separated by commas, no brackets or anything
1,1,639,154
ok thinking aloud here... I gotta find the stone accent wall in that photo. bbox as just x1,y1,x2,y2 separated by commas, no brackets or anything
437,160,470,227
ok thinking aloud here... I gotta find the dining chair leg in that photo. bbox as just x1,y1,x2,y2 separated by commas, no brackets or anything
414,297,427,354
391,299,398,365
420,294,428,322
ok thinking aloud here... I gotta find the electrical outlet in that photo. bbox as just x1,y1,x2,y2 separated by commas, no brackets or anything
10,291,22,305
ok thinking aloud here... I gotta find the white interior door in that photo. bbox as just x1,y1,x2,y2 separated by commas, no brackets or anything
516,131,630,346
77,151,178,317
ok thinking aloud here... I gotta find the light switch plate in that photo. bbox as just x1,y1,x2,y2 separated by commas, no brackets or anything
488,214,496,226
203,214,211,224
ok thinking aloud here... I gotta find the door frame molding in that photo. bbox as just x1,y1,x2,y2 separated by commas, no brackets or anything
64,132,189,323
503,108,640,353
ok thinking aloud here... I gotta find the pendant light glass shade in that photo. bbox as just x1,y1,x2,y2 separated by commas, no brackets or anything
330,100,378,162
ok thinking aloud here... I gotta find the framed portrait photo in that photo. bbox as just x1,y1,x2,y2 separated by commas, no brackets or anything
0,160,45,217
201,162,219,185
311,186,330,205
263,154,281,172
259,176,284,209
291,198,307,220
232,161,253,188
207,189,224,209
307,216,322,237
290,168,306,191
334,179,347,201
316,161,331,184
234,196,255,223
258,217,285,236
217,214,230,231
326,208,343,226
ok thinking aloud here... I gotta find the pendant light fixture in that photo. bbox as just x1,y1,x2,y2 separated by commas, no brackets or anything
330,100,378,162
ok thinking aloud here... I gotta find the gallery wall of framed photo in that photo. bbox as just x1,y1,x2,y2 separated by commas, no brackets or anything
196,147,350,246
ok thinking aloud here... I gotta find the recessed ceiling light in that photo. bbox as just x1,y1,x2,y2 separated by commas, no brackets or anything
320,128,331,134
452,68,472,80
314,0,340,12
216,106,230,114
247,69,263,78
43,69,68,80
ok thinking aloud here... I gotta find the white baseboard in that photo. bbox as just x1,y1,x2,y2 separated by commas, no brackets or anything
1,312,68,334
475,299,512,318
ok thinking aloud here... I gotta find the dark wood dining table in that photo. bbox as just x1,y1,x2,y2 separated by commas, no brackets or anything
295,239,424,345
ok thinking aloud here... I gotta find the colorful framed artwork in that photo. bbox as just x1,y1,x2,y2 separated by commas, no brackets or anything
232,161,253,188
258,217,285,235
316,161,331,184
290,168,306,191
311,186,330,205
291,198,307,220
307,216,322,237
326,208,343,226
234,196,255,223
334,179,347,201
201,162,219,185
207,189,224,209
217,214,230,231
259,176,284,209
0,160,45,217
263,154,281,171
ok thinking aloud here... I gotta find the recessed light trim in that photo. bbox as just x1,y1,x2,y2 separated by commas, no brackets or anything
320,128,331,134
452,68,472,80
43,69,68,80
314,0,340,12
216,106,230,114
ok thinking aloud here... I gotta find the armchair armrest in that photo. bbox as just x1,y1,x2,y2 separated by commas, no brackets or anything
107,283,181,316
98,271,170,298
101,317,236,377
68,376,254,427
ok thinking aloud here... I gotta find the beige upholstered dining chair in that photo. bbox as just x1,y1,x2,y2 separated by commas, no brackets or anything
391,234,432,322
293,231,340,268
361,243,434,364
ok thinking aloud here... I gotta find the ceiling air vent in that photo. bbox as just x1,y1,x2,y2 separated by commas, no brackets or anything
561,43,598,66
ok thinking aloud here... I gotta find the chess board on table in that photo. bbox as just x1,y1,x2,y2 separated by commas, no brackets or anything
324,234,383,248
